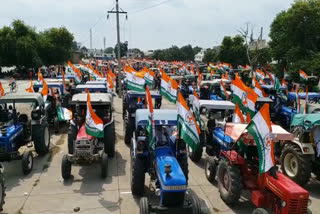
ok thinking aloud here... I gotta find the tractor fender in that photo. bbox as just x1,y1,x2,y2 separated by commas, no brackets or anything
103,118,114,128
220,150,245,165
287,139,315,156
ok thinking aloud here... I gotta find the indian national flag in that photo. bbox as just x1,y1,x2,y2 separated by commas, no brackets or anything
220,80,230,99
231,74,246,111
160,70,178,103
233,102,245,123
41,79,49,102
0,82,4,97
62,70,68,94
299,69,308,81
107,74,114,91
256,69,265,81
57,107,72,121
254,79,267,97
177,93,200,151
144,67,155,86
127,70,146,92
244,87,258,117
85,92,104,138
145,86,156,150
26,80,34,93
246,103,275,174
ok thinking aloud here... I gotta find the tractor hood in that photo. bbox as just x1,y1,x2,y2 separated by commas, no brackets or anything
76,124,94,141
0,124,23,152
155,148,187,192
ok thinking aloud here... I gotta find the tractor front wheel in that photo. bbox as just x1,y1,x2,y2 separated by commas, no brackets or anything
104,122,115,158
217,158,242,205
124,117,134,145
61,154,72,180
139,197,150,214
205,156,216,183
131,156,145,195
252,208,268,214
188,144,203,163
0,171,5,211
22,151,33,175
68,125,77,155
101,152,108,178
280,144,312,186
33,125,50,155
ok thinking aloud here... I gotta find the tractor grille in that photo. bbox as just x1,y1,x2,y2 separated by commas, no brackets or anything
162,192,185,207
0,146,6,153
288,199,308,214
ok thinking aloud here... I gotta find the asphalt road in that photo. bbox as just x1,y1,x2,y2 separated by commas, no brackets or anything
0,79,320,214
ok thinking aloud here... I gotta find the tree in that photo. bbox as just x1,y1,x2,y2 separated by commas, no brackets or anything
217,35,248,66
104,47,114,54
193,46,202,56
269,0,320,80
203,48,218,64
249,48,272,68
180,45,195,61
114,41,128,57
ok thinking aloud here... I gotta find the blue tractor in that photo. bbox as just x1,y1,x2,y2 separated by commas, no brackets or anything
199,80,231,101
130,109,201,214
0,93,51,175
123,90,162,145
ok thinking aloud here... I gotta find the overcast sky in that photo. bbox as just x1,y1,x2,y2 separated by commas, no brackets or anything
0,0,294,51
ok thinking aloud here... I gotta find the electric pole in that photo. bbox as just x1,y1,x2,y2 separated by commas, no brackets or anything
108,0,127,98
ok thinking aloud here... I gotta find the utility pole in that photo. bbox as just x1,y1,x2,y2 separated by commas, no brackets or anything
103,37,106,50
90,28,92,49
108,0,127,98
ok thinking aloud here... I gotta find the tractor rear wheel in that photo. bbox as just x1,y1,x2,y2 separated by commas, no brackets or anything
101,152,108,178
124,117,134,145
54,116,59,134
139,197,150,214
22,151,33,175
68,125,77,154
104,122,115,158
178,155,189,182
61,154,72,180
252,208,268,214
188,141,203,162
0,171,5,211
205,156,216,183
131,156,145,195
190,195,201,214
217,158,242,205
33,125,50,155
280,143,312,186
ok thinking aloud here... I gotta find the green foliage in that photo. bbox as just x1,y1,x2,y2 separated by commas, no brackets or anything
203,48,218,63
152,44,196,61
193,46,202,56
269,0,320,81
114,41,128,57
249,48,272,68
129,48,144,57
0,19,74,69
104,47,114,54
218,35,248,66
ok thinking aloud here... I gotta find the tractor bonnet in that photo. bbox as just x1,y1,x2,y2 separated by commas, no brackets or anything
135,109,177,127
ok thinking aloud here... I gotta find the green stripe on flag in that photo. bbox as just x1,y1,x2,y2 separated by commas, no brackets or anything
178,115,200,151
85,124,104,138
160,87,177,103
247,122,265,174
127,81,145,92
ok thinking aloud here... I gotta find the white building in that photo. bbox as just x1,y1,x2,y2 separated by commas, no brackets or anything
195,49,206,62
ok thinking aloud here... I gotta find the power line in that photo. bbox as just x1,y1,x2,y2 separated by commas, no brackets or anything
130,0,173,14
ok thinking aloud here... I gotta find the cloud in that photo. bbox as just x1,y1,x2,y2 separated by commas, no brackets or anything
0,0,293,50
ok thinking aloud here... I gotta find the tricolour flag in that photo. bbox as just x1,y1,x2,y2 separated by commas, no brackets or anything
233,102,245,123
254,79,267,98
231,74,246,111
107,74,114,91
26,80,34,93
220,80,230,99
160,69,178,103
256,69,265,81
177,93,200,151
192,89,201,129
145,86,156,150
62,70,68,94
57,107,72,121
299,69,308,81
85,92,104,138
246,103,275,174
144,67,155,86
0,82,4,97
41,79,49,102
127,70,145,92
245,87,258,117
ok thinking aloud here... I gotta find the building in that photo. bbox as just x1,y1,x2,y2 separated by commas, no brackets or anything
195,49,206,62
248,39,268,50
84,49,115,60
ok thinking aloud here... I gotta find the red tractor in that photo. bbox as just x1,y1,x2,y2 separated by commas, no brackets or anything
215,123,312,214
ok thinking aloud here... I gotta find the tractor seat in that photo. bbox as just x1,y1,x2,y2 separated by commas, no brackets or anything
18,114,29,124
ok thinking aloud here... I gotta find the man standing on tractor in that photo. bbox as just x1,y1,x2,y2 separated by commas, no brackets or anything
9,77,16,92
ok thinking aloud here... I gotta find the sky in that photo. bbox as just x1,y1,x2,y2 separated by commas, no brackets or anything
0,0,294,51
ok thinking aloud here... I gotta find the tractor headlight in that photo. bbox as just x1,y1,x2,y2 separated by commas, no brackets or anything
308,199,312,206
280,200,286,207
31,110,40,120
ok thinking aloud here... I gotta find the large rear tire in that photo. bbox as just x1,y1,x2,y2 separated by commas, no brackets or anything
68,124,77,154
104,122,115,158
280,143,312,186
61,154,72,180
217,158,242,205
190,195,201,214
124,117,134,145
205,156,216,183
33,125,50,155
0,171,5,211
188,144,203,163
139,197,150,214
252,208,268,214
131,156,145,196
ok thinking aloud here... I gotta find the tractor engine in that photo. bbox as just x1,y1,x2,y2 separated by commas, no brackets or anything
73,124,98,160
155,147,187,207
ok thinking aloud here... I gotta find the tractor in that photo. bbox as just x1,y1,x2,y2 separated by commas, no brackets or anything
278,113,320,186
0,93,51,174
130,109,202,214
199,80,231,101
123,90,162,145
61,93,115,179
207,122,312,214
